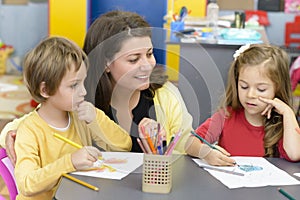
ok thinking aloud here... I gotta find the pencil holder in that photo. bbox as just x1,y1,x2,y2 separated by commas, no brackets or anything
142,154,172,194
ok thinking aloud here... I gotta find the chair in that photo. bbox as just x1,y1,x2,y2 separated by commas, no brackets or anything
285,21,300,48
0,148,18,200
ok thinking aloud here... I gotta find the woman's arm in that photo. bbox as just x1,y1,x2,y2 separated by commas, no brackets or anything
154,81,193,154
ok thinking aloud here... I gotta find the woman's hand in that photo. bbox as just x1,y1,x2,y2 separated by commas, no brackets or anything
138,118,158,136
5,130,17,166
71,146,102,170
77,101,96,124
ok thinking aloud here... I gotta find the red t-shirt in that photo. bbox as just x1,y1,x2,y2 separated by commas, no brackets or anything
195,107,290,159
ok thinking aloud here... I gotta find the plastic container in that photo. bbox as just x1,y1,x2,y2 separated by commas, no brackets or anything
170,21,185,42
142,154,172,194
206,0,219,38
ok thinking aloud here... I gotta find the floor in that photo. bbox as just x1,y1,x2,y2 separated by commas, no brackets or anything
0,74,32,132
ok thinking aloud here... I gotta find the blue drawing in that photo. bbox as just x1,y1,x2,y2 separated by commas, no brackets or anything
238,165,263,172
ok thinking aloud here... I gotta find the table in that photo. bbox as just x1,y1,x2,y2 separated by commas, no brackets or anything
55,155,300,200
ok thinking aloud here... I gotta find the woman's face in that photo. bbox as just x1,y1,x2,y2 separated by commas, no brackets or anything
107,36,156,91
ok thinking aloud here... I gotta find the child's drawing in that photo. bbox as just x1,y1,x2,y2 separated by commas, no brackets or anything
238,164,263,172
72,152,143,180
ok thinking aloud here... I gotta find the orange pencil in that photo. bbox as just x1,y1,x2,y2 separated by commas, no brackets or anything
144,127,157,154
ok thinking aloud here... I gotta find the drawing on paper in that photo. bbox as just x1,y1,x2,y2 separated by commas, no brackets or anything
238,164,263,172
88,158,128,172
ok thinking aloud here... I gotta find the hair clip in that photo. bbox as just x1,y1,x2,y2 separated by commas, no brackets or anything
233,44,251,61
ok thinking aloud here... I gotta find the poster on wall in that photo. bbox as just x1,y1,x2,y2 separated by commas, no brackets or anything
285,0,300,13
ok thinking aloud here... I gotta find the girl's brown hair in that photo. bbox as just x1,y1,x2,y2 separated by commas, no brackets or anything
221,44,291,157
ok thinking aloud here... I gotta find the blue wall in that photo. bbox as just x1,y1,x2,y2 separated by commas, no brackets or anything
90,0,167,65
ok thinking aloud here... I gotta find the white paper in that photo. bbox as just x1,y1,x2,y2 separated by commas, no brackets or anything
193,157,300,189
294,173,300,178
72,152,143,180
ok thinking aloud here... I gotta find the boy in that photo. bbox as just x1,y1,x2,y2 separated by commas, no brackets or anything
14,37,132,199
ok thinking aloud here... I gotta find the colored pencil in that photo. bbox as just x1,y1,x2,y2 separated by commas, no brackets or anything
278,188,296,200
165,131,182,155
53,133,103,160
62,173,99,191
190,131,221,153
202,165,244,176
191,131,238,165
137,138,147,153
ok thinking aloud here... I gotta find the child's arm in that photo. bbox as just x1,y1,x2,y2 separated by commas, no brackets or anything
76,101,132,151
259,97,300,161
185,110,236,166
185,135,235,166
15,124,101,197
89,109,132,151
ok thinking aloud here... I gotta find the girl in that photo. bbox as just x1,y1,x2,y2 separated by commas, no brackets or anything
185,44,300,166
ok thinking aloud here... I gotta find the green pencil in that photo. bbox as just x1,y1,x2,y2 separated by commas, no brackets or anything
190,131,238,166
278,188,296,200
190,131,221,152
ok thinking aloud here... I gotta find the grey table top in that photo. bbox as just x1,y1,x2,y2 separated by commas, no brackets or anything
55,155,300,200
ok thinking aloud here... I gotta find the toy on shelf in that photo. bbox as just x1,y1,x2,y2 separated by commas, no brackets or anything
0,40,14,75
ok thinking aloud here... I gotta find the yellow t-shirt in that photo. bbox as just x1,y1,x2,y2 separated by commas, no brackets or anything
15,109,131,200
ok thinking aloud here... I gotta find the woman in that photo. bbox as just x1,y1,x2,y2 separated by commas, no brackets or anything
83,10,192,152
0,10,193,163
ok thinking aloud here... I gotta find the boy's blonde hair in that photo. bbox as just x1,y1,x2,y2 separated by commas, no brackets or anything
222,44,291,157
23,37,88,103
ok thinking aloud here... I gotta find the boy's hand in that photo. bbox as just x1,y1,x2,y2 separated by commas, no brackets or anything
71,146,102,170
76,101,96,124
5,130,17,166
204,145,236,166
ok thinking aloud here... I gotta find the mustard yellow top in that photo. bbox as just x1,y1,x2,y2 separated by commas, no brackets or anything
14,109,131,200
154,81,193,154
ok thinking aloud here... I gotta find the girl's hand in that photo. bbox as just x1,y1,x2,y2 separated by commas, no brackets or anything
5,130,17,166
71,146,102,170
204,145,236,166
77,101,96,123
259,97,292,119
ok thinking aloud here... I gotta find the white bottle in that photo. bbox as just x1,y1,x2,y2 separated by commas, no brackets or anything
206,0,219,39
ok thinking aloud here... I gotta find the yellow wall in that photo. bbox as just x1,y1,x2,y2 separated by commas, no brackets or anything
49,0,88,48
166,0,206,81
169,0,206,17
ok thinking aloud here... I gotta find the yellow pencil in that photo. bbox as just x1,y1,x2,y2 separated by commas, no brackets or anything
62,173,99,191
53,133,103,160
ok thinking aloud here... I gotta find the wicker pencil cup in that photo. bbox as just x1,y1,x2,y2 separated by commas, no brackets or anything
142,154,172,194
